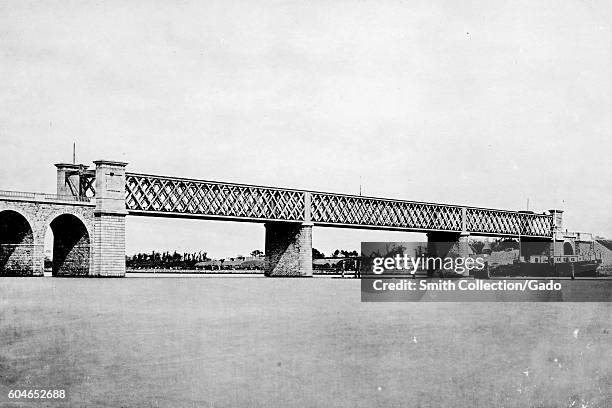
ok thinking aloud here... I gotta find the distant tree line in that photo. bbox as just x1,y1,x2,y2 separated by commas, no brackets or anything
312,248,359,259
126,249,266,269
126,251,208,269
127,248,359,269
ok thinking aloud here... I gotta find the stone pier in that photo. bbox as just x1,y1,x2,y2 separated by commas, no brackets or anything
91,160,128,277
426,231,471,276
264,222,313,277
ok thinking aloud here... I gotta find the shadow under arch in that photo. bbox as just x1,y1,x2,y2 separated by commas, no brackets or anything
0,210,35,276
563,242,574,256
49,213,90,276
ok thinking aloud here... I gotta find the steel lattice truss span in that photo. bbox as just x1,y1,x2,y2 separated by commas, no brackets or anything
125,173,553,238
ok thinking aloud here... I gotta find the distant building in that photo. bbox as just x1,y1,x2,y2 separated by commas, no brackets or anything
595,240,612,274
195,254,264,270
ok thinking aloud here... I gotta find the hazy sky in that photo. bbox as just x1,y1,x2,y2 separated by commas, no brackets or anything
1,0,611,257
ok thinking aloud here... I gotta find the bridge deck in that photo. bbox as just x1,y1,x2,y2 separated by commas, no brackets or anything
125,173,553,238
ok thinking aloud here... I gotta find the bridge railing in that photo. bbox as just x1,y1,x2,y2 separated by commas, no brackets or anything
0,190,36,200
42,193,91,202
0,190,91,203
124,173,554,238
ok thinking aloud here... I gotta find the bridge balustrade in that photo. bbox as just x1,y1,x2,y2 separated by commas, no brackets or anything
0,190,91,203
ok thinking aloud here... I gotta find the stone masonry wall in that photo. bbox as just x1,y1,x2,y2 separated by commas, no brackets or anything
92,213,126,277
264,222,312,277
0,198,95,276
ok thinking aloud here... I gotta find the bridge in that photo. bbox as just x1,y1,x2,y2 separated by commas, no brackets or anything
0,160,573,277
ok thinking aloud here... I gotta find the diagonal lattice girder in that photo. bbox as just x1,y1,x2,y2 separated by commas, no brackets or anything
124,173,553,237
125,174,305,222
309,193,551,237
466,208,552,237
309,193,463,231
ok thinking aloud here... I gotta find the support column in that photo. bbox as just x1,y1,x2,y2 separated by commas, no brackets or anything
548,209,564,260
426,232,471,257
92,160,128,277
32,242,44,276
426,231,471,276
264,222,313,277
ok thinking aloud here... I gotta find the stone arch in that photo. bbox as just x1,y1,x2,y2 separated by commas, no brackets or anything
0,209,35,276
48,213,90,276
563,242,574,256
40,209,93,243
